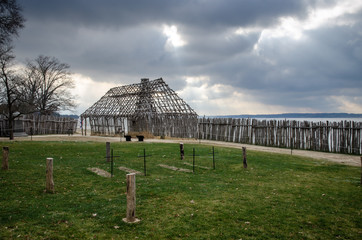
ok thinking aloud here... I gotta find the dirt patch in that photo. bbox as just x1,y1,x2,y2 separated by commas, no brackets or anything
87,167,111,178
183,162,212,170
159,164,193,173
118,166,142,175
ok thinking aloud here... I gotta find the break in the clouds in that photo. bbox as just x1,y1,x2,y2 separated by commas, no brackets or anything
13,0,362,115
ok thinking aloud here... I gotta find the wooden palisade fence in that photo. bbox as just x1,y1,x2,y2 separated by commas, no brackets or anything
22,115,78,135
0,114,78,137
198,118,362,155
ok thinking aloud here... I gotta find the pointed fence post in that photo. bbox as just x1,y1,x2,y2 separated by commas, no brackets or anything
123,173,140,223
242,147,247,169
46,158,54,193
2,146,9,170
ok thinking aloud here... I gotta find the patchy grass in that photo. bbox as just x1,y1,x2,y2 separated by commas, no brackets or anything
0,141,361,239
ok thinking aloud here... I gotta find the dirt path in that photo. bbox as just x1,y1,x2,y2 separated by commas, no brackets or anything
1,134,360,166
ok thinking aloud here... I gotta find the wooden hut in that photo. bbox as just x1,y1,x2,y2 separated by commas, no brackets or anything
81,78,198,138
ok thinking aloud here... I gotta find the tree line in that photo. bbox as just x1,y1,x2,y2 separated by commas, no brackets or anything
0,0,76,139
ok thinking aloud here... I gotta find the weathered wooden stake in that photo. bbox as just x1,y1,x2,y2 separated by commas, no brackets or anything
46,158,54,193
180,143,184,160
123,173,140,223
242,147,247,169
2,146,9,170
106,142,110,162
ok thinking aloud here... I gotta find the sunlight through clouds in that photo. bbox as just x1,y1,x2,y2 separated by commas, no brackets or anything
245,0,362,53
163,25,187,50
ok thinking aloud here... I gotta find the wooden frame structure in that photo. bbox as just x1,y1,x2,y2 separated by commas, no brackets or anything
81,78,198,137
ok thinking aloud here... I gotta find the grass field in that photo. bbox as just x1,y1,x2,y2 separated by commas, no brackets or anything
0,141,361,239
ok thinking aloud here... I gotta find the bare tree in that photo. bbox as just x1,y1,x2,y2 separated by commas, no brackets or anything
0,0,25,46
0,44,24,139
23,55,76,115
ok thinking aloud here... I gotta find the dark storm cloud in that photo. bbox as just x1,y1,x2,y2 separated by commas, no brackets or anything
14,0,317,75
13,0,362,114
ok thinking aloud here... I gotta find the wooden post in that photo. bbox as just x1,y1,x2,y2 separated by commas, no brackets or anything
81,116,83,136
180,143,184,160
2,146,9,170
123,173,140,223
106,142,111,162
242,147,247,169
85,118,87,136
46,158,54,193
360,157,362,185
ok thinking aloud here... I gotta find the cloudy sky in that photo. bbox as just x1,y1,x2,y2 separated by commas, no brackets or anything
13,0,362,116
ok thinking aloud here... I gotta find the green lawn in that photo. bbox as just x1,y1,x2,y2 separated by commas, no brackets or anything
0,141,361,239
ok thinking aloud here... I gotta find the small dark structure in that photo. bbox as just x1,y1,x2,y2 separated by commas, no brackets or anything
81,78,198,138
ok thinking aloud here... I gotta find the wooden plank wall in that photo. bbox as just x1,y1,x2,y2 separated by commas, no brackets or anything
198,118,362,155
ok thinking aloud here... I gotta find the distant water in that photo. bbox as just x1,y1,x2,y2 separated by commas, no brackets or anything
252,118,362,123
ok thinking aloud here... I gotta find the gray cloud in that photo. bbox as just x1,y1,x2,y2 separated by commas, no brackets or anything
13,0,362,114
20,0,311,28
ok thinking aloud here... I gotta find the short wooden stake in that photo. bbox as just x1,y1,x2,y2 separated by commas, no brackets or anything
2,146,9,170
242,147,247,169
106,142,111,162
46,158,54,193
123,173,140,223
180,143,184,160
